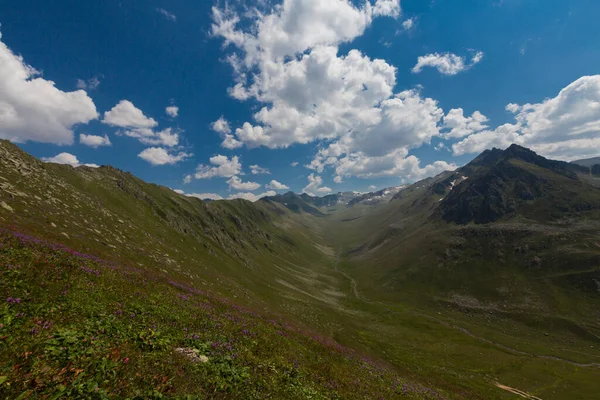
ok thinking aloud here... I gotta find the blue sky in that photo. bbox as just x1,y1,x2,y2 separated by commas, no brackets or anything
0,0,599,200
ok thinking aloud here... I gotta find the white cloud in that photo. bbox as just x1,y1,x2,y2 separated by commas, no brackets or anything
227,176,261,191
211,0,402,151
322,148,456,181
103,100,158,129
250,164,270,175
192,155,242,179
138,147,191,166
76,77,100,91
123,127,180,147
211,2,457,182
229,190,276,202
79,133,111,148
173,189,185,194
211,0,400,65
291,162,299,167
333,175,343,184
266,180,290,190
42,152,99,168
187,193,224,201
212,116,243,149
412,51,484,76
165,106,179,118
212,116,231,134
157,8,177,22
103,101,182,147
442,108,488,138
305,89,448,180
400,17,416,32
0,33,98,145
452,75,600,160
368,185,377,190
302,173,333,195
221,134,243,149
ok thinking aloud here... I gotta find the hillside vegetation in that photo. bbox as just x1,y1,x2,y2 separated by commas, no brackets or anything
2,140,600,399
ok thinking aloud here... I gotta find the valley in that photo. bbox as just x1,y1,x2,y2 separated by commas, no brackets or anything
1,140,600,399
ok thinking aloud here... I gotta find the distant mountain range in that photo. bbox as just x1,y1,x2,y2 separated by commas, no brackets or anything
572,156,600,168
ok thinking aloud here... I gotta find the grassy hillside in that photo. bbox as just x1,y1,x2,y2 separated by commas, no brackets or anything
2,140,600,399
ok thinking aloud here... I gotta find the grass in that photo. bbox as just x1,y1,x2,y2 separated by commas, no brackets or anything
0,229,447,399
3,140,600,399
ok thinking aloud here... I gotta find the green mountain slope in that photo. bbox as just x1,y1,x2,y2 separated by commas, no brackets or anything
3,140,600,399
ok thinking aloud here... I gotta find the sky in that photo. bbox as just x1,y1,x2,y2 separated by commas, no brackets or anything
0,0,599,201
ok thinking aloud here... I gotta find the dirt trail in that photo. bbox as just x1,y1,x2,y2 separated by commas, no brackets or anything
331,254,359,299
495,382,543,400
331,250,600,369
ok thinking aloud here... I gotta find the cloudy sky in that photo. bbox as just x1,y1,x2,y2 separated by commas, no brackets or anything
1,0,599,200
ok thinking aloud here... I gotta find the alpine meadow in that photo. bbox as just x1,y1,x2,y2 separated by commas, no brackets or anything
1,0,600,399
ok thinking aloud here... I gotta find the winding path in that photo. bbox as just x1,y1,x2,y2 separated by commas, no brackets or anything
331,251,600,369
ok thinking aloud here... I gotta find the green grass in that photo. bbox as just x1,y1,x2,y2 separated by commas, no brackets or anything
0,230,446,399
3,140,600,399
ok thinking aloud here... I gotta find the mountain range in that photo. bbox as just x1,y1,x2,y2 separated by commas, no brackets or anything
1,140,600,399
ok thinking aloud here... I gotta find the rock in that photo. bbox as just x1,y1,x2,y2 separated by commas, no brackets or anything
0,201,13,212
531,256,542,267
175,348,209,363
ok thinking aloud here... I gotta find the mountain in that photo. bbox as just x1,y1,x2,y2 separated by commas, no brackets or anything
439,144,600,224
348,186,405,206
572,156,600,168
2,140,600,399
263,191,364,213
261,191,325,215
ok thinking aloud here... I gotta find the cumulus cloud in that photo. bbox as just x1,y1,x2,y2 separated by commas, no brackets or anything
212,116,242,149
157,8,177,22
187,192,224,201
103,100,157,129
412,51,484,76
76,77,101,91
191,155,242,180
42,152,99,168
211,0,401,65
304,89,451,180
211,0,403,151
250,165,270,175
452,75,600,160
178,190,275,202
79,133,111,148
228,191,276,202
319,148,456,182
266,180,290,190
399,17,416,33
104,100,183,147
138,147,191,166
0,33,98,145
291,161,299,167
442,108,489,138
123,127,180,147
302,174,332,195
227,176,261,191
211,1,460,182
165,106,179,118
212,116,231,134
